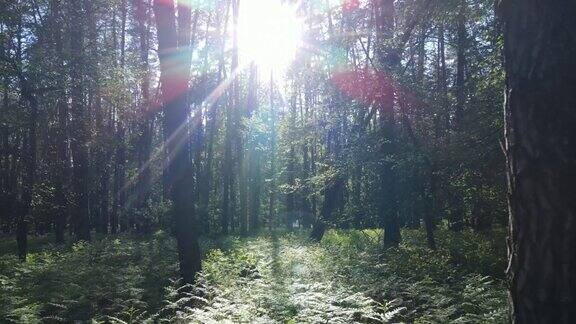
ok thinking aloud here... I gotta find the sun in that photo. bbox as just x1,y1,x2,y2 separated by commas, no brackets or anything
237,0,303,75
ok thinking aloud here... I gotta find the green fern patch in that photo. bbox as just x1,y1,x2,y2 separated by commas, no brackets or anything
0,229,507,323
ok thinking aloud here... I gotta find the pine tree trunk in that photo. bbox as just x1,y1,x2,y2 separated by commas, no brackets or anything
286,92,297,230
85,0,108,235
135,0,153,233
454,0,467,131
69,0,91,241
154,0,201,284
501,0,576,322
51,0,69,243
374,0,400,248
268,72,277,230
247,63,260,233
16,73,38,261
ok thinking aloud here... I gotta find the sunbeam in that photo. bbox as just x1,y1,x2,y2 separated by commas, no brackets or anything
237,0,303,75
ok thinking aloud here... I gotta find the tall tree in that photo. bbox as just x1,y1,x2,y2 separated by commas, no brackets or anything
69,0,91,241
6,41,39,260
51,0,69,243
135,0,154,233
500,0,576,322
222,0,240,235
374,0,401,248
246,63,261,233
154,0,201,283
268,72,277,230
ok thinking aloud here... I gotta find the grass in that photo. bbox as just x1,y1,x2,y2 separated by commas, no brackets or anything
0,228,508,323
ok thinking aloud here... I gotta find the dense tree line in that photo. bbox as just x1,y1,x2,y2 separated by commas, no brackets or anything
1,0,574,321
0,0,504,275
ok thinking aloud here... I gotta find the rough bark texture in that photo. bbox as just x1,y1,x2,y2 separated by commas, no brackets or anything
454,0,467,131
154,0,201,284
16,71,38,261
51,0,69,243
268,73,277,230
135,0,154,234
374,0,401,248
69,0,91,242
247,63,261,233
501,0,576,322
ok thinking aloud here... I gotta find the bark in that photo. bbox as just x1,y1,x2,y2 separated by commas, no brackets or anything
69,1,91,241
423,166,437,250
310,175,345,242
51,0,69,243
301,86,313,228
154,0,202,284
221,0,237,235
286,91,297,230
3,16,37,258
247,63,260,233
231,0,247,236
120,0,127,67
268,72,277,230
374,0,400,248
435,22,449,138
111,123,125,234
500,0,576,322
454,0,467,131
16,71,39,261
309,6,346,241
135,0,154,233
85,0,108,234
0,77,13,234
196,12,215,235
448,1,468,233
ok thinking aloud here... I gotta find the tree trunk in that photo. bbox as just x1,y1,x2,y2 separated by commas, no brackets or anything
286,91,297,230
135,0,154,234
51,0,69,243
268,72,277,230
221,0,237,235
500,0,576,322
85,0,108,235
69,0,91,242
16,73,39,261
435,22,449,138
247,63,260,233
111,123,125,234
423,166,436,250
154,0,202,284
454,0,467,131
374,0,400,249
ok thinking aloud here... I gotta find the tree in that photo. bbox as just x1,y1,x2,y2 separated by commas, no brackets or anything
374,0,401,248
500,0,576,322
68,0,91,242
153,0,201,284
50,0,70,243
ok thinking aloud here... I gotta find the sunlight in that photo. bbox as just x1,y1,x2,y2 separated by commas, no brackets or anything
237,0,303,75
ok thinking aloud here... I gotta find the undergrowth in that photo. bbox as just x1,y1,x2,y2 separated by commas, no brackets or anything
0,231,177,323
0,228,507,323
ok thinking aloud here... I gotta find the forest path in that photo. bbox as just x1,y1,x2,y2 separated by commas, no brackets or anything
183,233,389,323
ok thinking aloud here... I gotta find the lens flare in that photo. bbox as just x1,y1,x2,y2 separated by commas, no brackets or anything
237,0,303,75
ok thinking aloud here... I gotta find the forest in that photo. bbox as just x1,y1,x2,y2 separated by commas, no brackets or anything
0,0,574,322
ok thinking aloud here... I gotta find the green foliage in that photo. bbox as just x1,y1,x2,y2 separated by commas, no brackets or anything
320,229,508,323
0,229,506,323
154,229,506,323
154,233,395,323
0,232,177,323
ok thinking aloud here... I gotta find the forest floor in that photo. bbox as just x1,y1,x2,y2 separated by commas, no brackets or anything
0,229,508,323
